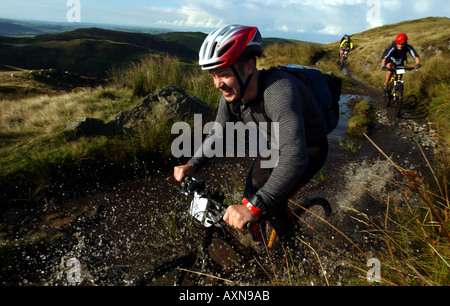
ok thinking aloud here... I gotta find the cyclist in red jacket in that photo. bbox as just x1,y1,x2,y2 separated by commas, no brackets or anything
381,33,421,90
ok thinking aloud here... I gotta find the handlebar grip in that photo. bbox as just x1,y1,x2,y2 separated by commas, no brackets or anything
180,176,206,195
179,176,193,195
246,221,254,231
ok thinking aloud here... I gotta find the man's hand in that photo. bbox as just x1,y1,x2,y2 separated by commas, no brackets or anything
223,205,260,230
173,164,196,182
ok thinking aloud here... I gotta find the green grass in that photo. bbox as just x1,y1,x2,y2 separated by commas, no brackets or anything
0,84,176,202
258,40,357,96
345,99,374,139
110,54,188,97
338,137,362,153
259,41,327,68
353,136,450,285
0,53,222,203
109,53,222,105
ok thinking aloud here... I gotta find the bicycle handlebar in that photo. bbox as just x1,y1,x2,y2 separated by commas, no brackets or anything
180,177,228,227
180,176,206,195
383,65,419,72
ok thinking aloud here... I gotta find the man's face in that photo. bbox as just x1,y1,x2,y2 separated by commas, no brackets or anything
396,43,405,50
209,66,242,103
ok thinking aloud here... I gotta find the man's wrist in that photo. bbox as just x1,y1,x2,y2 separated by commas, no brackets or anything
241,195,265,217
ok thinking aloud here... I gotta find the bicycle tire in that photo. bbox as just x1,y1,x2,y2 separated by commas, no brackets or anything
292,197,332,239
132,253,198,286
294,197,332,217
395,83,403,118
339,57,346,69
384,81,392,107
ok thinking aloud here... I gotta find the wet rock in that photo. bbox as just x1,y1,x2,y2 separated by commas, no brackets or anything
397,120,438,148
66,117,106,136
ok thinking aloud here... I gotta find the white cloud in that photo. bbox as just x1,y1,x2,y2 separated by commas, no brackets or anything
176,5,223,28
317,24,344,35
277,25,289,32
163,1,364,32
108,0,449,42
122,0,447,42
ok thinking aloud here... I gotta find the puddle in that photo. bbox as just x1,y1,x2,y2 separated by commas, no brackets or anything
327,94,374,146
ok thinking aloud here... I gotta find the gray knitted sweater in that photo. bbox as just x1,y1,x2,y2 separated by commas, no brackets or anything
188,69,327,211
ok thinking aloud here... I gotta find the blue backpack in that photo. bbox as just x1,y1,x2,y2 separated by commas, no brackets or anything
260,65,342,135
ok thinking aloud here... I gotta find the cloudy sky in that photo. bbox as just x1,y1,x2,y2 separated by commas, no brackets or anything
0,0,449,43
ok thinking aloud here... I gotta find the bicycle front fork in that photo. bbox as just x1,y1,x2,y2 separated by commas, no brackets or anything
392,79,403,101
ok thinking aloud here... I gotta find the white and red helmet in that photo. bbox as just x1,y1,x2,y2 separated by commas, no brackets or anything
199,25,263,70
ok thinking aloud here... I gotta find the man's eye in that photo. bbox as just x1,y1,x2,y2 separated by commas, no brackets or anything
213,74,228,80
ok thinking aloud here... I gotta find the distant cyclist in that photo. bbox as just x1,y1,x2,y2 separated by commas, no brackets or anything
338,34,353,64
381,33,421,90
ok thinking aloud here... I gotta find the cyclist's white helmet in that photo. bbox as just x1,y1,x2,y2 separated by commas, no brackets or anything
199,25,263,71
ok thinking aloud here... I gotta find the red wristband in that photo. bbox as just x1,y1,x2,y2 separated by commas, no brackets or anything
242,198,263,217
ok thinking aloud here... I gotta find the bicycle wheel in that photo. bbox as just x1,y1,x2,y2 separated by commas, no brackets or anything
133,253,198,286
384,82,392,107
292,197,332,239
395,83,403,118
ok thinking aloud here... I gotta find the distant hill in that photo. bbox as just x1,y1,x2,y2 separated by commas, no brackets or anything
0,19,80,37
0,27,203,78
0,18,169,37
0,21,301,79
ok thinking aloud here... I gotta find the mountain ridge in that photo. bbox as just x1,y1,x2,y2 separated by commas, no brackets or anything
0,23,301,79
0,27,202,78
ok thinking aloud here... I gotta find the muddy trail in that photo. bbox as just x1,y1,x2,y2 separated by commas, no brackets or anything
0,69,438,286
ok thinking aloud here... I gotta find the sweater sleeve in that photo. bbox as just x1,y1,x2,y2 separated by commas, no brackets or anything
187,96,229,170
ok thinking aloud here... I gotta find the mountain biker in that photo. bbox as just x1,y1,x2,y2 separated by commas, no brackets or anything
381,33,421,90
173,25,329,244
338,34,353,64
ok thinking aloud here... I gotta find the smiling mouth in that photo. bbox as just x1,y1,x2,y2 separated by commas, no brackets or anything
222,89,233,96
220,86,234,96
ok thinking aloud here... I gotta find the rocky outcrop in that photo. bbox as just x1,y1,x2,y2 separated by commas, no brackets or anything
66,85,214,136
66,117,106,135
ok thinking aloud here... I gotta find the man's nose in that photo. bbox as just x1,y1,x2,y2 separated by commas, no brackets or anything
214,79,223,89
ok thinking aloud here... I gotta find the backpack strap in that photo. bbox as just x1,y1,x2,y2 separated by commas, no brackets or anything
226,98,242,122
225,69,272,123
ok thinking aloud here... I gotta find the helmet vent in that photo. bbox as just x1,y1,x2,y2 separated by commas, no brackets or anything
210,42,218,59
218,41,235,57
